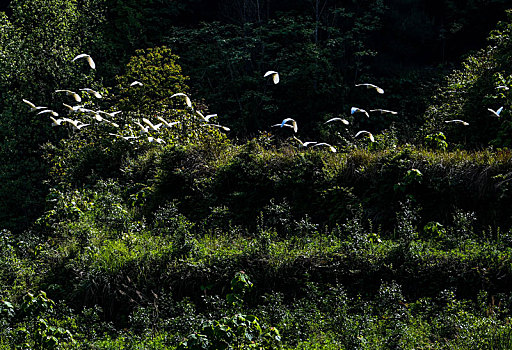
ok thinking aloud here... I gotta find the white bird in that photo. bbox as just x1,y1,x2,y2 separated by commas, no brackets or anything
97,110,122,118
196,110,218,122
355,130,375,142
370,109,398,115
109,130,139,141
445,119,469,125
170,93,192,108
130,81,143,87
351,107,369,118
496,86,509,90
293,136,317,147
355,83,384,94
80,88,102,98
55,89,81,102
312,142,337,152
49,116,65,126
22,99,47,112
148,136,166,144
488,107,504,117
134,120,149,133
280,118,298,133
72,53,95,69
142,118,163,131
156,116,180,128
264,70,279,84
62,118,90,130
37,109,59,117
324,117,349,125
203,123,230,131
62,103,84,113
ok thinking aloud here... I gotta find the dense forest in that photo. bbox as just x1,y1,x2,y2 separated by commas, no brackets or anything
1,0,512,348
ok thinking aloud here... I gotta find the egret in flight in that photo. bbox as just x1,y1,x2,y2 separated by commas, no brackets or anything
80,88,102,99
62,118,90,130
280,118,298,133
264,70,280,84
355,83,384,94
324,117,349,125
351,107,369,118
370,109,398,115
313,142,337,152
355,130,375,142
156,116,180,129
293,136,317,147
496,86,509,90
62,103,84,113
37,109,59,117
170,93,192,108
49,117,65,126
148,136,166,144
488,107,504,117
445,119,469,125
197,110,218,122
73,53,95,69
55,89,82,102
142,118,163,131
130,81,143,87
203,123,230,131
22,99,47,112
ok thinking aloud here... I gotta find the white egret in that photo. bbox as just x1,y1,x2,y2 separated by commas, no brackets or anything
280,118,298,133
355,83,384,94
109,133,139,141
134,120,149,133
351,107,369,118
72,53,95,69
445,119,469,125
148,136,166,144
293,136,317,147
170,93,192,108
98,110,122,118
49,116,65,126
312,142,337,152
203,123,230,131
370,109,398,115
324,117,349,125
80,88,102,98
22,99,47,112
264,70,280,84
62,103,84,113
55,89,81,102
62,118,90,130
156,116,180,128
355,130,375,142
142,118,163,131
196,110,218,122
130,81,143,87
488,107,504,117
37,109,59,117
496,86,509,90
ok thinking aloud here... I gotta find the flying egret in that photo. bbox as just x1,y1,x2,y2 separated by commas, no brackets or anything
293,136,317,147
264,70,280,84
351,107,369,118
496,86,509,90
312,142,337,152
196,110,218,122
62,118,90,130
22,99,47,112
148,136,166,144
98,110,122,118
370,109,398,115
109,133,140,141
355,130,375,142
355,83,384,94
72,53,95,69
203,123,230,131
80,88,102,99
324,117,349,125
130,81,143,87
280,118,298,133
488,107,504,117
49,116,65,126
37,109,59,117
134,120,150,134
62,103,84,113
55,89,82,102
142,118,163,131
170,93,192,108
156,116,180,128
445,119,469,125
